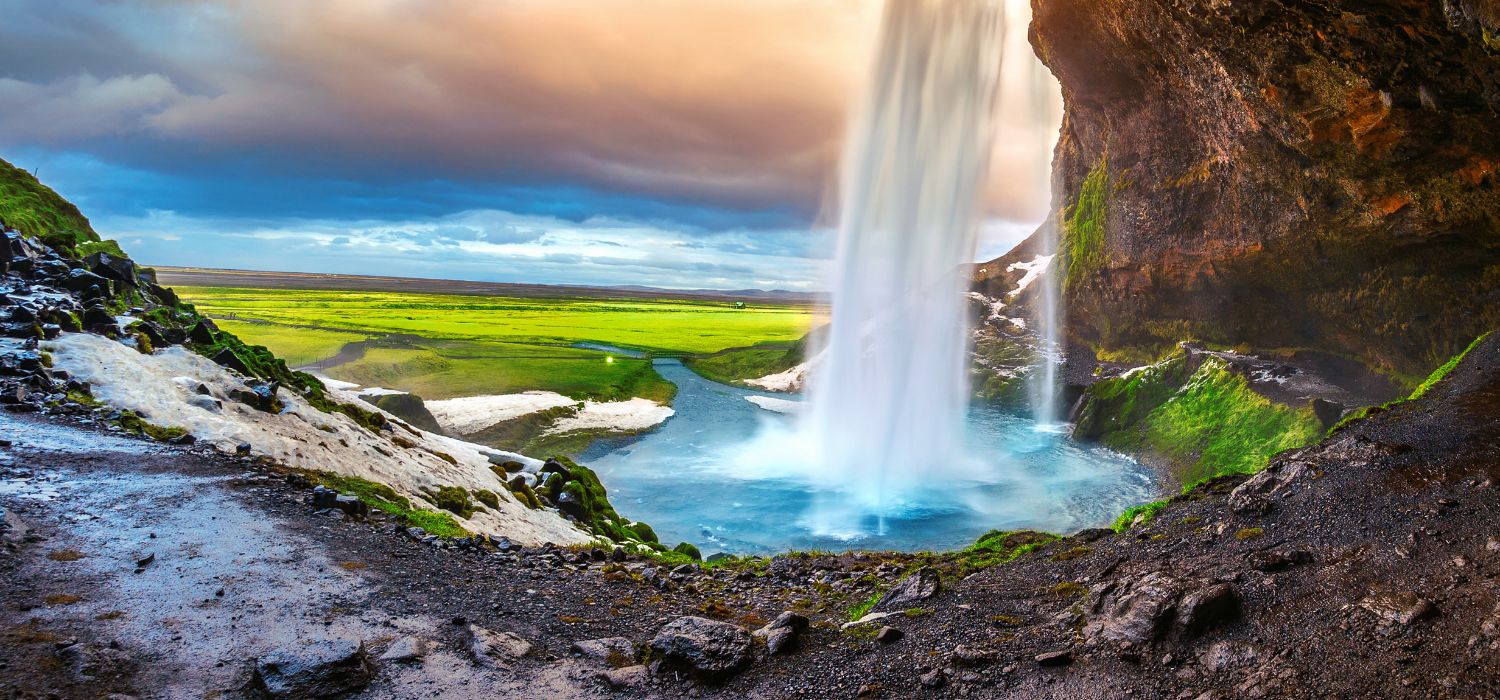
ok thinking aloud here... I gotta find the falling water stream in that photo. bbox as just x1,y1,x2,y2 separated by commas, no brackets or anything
803,0,1006,514
583,0,1153,553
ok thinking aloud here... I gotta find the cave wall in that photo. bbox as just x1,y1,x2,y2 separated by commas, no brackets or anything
1028,0,1500,383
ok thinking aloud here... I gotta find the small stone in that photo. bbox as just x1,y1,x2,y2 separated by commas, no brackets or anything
1359,592,1435,627
468,625,532,667
598,664,649,689
379,636,430,663
920,668,945,688
1036,649,1073,667
570,637,636,667
875,626,904,644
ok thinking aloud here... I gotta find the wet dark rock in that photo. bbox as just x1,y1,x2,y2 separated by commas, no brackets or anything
333,494,368,518
649,616,753,680
250,640,373,698
311,486,338,510
875,626,904,644
1076,528,1113,543
1247,549,1313,572
570,637,637,667
188,319,218,345
60,269,110,294
83,252,139,286
229,382,280,412
1082,572,1181,647
214,350,253,377
873,567,941,612
540,458,572,481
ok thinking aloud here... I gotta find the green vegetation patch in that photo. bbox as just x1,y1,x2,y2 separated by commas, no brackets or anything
1111,500,1168,532
212,319,368,367
0,157,98,251
1080,353,1323,486
173,286,814,356
115,410,188,442
683,340,804,387
950,529,1060,576
1060,158,1110,292
310,473,467,538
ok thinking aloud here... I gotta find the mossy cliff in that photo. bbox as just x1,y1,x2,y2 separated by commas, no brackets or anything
1022,0,1500,385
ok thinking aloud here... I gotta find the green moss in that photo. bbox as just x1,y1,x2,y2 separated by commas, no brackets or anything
429,486,475,519
74,239,126,258
310,473,467,538
847,591,883,622
1409,331,1490,399
952,530,1060,575
0,157,98,251
115,410,187,442
1060,158,1110,292
1051,581,1088,598
1082,353,1323,486
1331,331,1492,435
672,542,702,561
1234,527,1264,540
473,489,500,510
1111,500,1168,532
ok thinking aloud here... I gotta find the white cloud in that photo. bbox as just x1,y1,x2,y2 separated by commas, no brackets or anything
0,73,186,143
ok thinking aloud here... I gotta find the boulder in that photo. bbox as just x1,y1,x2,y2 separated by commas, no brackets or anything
753,611,809,656
468,625,532,667
1082,573,1183,647
214,349,253,376
872,567,941,612
83,252,139,286
250,640,373,698
648,616,754,680
188,319,218,345
875,626,904,644
570,637,637,667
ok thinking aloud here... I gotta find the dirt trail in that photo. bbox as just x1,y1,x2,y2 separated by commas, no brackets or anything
0,414,596,699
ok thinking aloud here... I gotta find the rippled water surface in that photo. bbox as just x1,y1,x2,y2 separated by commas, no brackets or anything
583,359,1155,555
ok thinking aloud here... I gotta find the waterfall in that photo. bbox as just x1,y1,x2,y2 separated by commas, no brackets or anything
802,0,1006,512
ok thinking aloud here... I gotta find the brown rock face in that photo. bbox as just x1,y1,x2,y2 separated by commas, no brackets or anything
1025,0,1500,381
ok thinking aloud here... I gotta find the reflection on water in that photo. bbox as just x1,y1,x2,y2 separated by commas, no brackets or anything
583,360,1155,555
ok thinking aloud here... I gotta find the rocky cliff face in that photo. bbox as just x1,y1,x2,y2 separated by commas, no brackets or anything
1025,0,1500,384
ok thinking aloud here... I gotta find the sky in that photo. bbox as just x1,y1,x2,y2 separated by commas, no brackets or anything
0,0,1060,290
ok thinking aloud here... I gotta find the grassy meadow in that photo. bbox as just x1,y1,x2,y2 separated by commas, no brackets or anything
176,286,815,402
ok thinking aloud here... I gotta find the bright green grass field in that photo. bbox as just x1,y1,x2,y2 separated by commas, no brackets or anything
177,287,814,402
212,319,369,367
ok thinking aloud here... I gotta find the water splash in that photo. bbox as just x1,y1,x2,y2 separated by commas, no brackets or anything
803,0,1007,513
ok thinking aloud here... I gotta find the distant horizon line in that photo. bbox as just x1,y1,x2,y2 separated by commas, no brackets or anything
152,265,828,305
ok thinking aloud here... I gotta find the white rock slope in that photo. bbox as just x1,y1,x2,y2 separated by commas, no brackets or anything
44,333,589,545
